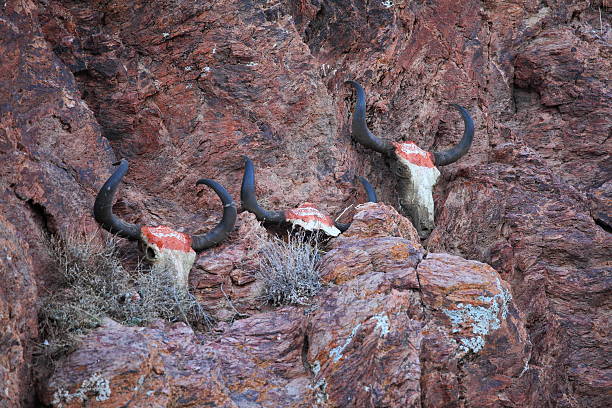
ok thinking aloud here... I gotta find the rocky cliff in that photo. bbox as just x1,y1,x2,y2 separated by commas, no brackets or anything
0,0,610,407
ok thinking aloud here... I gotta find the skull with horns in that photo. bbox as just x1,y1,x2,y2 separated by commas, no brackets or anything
93,159,237,290
345,81,475,238
241,156,377,236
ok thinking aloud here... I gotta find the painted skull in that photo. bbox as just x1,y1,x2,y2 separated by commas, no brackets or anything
285,203,342,237
346,81,474,238
391,142,441,236
240,156,377,235
94,159,237,290
140,226,197,289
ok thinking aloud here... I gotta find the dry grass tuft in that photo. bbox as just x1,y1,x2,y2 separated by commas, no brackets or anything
38,231,211,361
256,231,322,306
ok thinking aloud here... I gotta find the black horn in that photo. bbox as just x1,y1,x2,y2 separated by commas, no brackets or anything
93,159,141,240
432,104,475,166
334,176,378,232
358,176,378,203
345,80,394,155
240,156,286,223
191,179,238,251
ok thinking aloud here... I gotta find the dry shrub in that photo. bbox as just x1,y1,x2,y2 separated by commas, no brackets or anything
38,231,211,360
257,231,322,306
132,263,211,328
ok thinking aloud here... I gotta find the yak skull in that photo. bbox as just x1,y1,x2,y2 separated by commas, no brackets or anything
346,80,474,238
94,159,237,291
240,156,377,235
140,226,197,289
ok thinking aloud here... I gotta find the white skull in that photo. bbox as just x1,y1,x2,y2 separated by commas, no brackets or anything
140,226,197,290
284,203,341,237
391,142,441,238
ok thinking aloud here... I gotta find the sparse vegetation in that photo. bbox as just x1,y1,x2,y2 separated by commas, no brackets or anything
38,231,211,360
257,231,322,306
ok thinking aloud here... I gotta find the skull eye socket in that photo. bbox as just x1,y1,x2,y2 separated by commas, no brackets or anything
145,246,157,260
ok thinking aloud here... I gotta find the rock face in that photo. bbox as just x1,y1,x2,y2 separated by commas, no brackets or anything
428,144,612,407
1,1,113,406
43,314,311,407
0,214,37,408
330,201,422,248
42,204,530,407
191,212,269,321
417,253,531,407
0,0,609,406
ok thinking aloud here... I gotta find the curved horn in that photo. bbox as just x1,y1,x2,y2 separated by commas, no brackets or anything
358,176,377,203
240,156,286,223
93,159,141,240
191,179,238,251
334,221,350,233
345,80,394,155
432,104,475,166
334,176,379,232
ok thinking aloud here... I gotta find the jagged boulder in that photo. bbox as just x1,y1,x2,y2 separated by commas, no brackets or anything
42,204,530,407
190,212,269,321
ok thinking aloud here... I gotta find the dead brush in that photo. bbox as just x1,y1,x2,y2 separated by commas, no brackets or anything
38,230,211,361
256,230,322,306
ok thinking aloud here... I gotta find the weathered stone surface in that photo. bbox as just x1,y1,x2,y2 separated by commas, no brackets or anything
0,212,38,408
42,313,312,407
0,0,608,405
1,0,115,236
306,268,425,406
43,209,530,407
321,236,422,286
428,144,611,407
330,202,422,249
418,253,531,407
308,232,425,406
191,212,269,321
0,2,111,406
513,27,610,191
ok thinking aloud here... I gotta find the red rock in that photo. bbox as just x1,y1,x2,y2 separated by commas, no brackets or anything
417,253,531,407
331,202,422,248
43,207,530,407
513,28,610,190
0,2,113,406
0,212,38,408
191,213,269,321
321,236,423,287
428,145,611,407
0,0,608,405
308,228,425,406
42,313,312,407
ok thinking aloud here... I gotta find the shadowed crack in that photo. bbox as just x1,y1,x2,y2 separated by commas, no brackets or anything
414,250,428,314
593,213,612,234
301,333,312,374
24,199,54,236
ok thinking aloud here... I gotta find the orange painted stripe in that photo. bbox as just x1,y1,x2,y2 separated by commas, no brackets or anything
141,225,193,252
393,142,436,168
285,203,335,227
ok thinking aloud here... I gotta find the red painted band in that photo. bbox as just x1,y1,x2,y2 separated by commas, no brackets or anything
285,203,335,227
141,225,193,253
393,142,436,168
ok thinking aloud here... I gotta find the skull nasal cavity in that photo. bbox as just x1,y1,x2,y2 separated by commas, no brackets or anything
146,246,157,260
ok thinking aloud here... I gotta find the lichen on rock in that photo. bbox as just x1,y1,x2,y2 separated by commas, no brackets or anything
443,278,513,353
